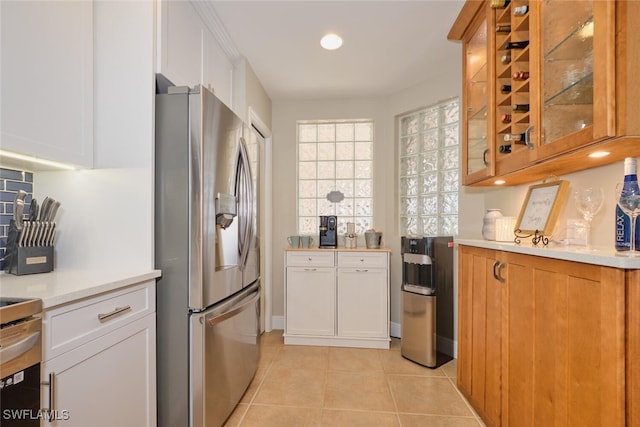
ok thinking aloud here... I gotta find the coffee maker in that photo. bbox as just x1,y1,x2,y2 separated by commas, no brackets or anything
319,215,338,248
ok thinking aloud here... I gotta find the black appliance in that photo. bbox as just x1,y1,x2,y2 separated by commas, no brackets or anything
0,298,43,426
319,215,338,248
400,236,454,368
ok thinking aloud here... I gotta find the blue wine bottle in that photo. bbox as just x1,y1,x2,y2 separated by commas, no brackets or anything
616,157,640,251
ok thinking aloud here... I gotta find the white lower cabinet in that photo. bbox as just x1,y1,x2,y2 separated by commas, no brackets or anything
285,267,335,336
284,250,390,349
337,268,388,338
41,281,156,426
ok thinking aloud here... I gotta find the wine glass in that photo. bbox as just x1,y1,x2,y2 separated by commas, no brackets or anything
573,186,604,249
616,182,640,257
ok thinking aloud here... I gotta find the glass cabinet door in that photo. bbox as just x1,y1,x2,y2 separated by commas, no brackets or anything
463,12,494,184
538,0,615,157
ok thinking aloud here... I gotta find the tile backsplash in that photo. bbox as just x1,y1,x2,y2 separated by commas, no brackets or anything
0,168,33,269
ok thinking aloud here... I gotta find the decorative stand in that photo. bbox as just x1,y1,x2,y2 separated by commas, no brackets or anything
514,229,549,247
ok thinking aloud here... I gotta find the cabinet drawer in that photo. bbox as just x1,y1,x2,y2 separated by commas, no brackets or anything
338,252,388,268
286,251,335,267
43,280,155,361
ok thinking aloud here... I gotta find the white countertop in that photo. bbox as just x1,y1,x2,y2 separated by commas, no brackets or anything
0,268,161,309
456,238,640,269
284,247,392,253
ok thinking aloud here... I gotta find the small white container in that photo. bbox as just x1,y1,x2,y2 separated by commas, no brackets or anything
482,209,503,241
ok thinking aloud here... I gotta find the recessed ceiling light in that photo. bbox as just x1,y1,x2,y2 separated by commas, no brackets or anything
320,33,343,50
494,179,506,185
588,151,610,158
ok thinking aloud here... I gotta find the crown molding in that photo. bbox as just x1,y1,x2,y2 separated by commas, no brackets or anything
190,1,242,63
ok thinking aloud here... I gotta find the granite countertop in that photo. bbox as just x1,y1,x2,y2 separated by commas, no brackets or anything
284,247,392,252
456,238,640,269
0,268,161,309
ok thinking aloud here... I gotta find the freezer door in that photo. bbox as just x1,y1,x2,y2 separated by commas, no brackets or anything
190,282,260,427
189,87,244,309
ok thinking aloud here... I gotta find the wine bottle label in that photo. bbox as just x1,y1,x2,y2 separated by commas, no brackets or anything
513,5,529,15
616,157,639,251
503,133,525,142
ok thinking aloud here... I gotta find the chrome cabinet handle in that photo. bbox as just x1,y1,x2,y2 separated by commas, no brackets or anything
42,372,56,413
304,268,317,272
493,261,506,282
355,269,369,273
97,305,132,322
525,125,535,149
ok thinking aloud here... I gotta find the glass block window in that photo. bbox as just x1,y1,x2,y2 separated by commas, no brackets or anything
297,120,374,235
399,98,460,236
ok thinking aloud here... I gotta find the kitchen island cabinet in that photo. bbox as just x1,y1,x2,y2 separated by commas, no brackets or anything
458,242,631,427
284,248,391,349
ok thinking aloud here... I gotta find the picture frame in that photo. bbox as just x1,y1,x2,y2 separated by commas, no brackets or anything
515,180,570,236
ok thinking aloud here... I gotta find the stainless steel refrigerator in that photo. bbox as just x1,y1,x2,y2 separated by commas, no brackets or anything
155,85,260,427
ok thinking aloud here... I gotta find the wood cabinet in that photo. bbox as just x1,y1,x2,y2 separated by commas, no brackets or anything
458,244,627,427
284,250,390,349
0,1,93,168
450,0,640,186
41,281,156,426
457,245,502,426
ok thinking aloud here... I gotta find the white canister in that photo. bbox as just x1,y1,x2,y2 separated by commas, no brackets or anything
482,209,503,241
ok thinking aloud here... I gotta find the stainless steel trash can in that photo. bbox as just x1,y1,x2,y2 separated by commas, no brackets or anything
401,283,436,367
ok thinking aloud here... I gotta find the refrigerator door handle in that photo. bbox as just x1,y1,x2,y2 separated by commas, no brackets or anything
237,137,254,270
206,284,260,327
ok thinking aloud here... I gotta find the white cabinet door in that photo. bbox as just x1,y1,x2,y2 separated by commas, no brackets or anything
202,28,234,108
42,314,156,427
286,267,335,336
0,0,93,167
157,0,201,86
337,268,388,338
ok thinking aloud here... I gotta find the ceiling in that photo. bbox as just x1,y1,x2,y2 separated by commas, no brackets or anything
210,0,465,101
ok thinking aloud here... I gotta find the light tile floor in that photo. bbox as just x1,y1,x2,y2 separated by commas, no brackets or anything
224,331,486,427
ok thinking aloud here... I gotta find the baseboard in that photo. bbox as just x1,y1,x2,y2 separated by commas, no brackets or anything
272,317,456,357
271,315,284,331
390,321,401,339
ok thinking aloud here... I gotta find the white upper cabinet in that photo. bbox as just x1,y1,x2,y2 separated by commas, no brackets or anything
157,0,234,108
0,1,94,168
157,0,201,87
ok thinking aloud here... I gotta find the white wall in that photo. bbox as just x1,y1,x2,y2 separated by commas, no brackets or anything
271,46,464,330
34,1,155,271
271,97,390,319
460,162,622,247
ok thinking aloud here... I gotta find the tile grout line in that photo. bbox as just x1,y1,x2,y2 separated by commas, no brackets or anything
235,342,283,426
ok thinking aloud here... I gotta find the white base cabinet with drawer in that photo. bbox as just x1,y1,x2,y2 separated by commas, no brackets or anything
40,281,156,427
284,250,390,349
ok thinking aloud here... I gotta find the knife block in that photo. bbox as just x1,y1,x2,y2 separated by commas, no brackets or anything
7,246,54,275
